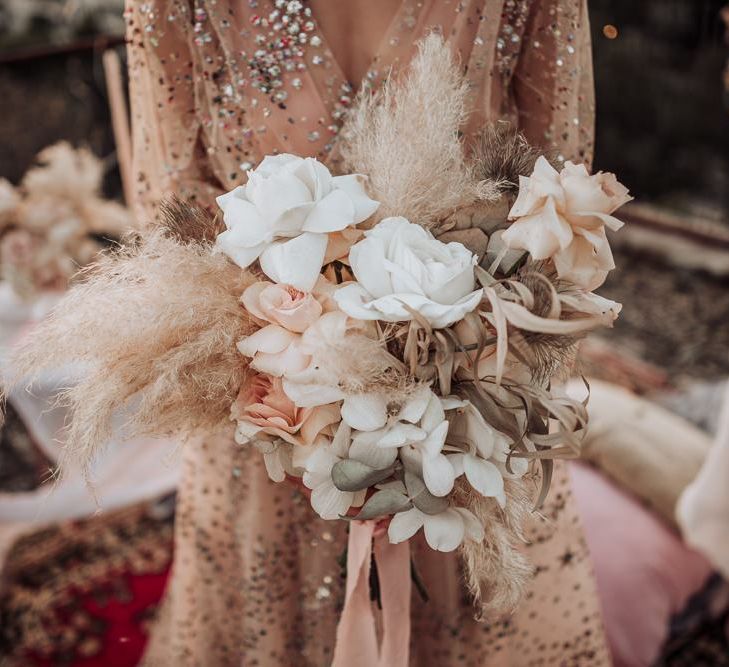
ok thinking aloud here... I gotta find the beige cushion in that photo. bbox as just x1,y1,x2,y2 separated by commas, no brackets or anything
568,378,712,527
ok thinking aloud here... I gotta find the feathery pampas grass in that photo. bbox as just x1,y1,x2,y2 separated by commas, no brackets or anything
339,34,476,226
453,477,535,618
3,229,256,474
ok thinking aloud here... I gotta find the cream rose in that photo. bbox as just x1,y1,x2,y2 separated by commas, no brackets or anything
215,154,379,291
333,217,483,329
237,279,330,377
501,156,631,290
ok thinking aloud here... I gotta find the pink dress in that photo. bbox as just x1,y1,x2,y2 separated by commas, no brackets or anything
125,1,609,664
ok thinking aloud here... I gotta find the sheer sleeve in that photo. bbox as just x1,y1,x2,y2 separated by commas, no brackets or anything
512,0,595,167
125,0,224,223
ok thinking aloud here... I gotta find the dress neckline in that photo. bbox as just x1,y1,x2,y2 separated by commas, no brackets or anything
308,0,405,93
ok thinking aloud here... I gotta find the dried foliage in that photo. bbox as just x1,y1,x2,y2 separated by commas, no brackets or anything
470,123,550,196
339,34,478,226
3,229,256,473
453,477,534,618
158,195,224,245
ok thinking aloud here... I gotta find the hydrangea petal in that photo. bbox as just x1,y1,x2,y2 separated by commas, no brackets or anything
422,453,456,497
388,507,426,544
423,509,465,552
310,481,353,520
463,456,505,498
341,393,388,431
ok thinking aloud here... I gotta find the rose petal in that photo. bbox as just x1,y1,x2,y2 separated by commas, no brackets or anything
332,174,380,223
502,197,573,259
263,449,287,482
257,283,322,332
218,197,272,245
237,325,296,357
234,420,263,443
215,230,267,269
348,235,393,298
240,282,272,322
293,157,333,200
383,254,426,296
553,229,614,290
302,189,356,234
216,185,247,212
561,161,615,214
427,258,476,305
259,232,329,292
282,371,345,408
255,153,300,176
247,169,314,234
249,345,310,377
299,402,341,445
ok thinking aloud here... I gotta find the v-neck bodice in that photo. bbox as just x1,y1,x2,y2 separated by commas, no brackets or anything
126,0,595,220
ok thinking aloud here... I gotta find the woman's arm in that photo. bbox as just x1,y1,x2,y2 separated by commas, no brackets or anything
125,0,223,223
512,0,595,167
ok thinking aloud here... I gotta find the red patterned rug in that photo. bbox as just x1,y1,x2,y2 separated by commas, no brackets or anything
0,498,173,667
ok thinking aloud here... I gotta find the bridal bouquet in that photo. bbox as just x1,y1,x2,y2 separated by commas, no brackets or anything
4,37,629,615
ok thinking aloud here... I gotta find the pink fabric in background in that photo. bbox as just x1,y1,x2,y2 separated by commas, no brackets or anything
570,462,712,667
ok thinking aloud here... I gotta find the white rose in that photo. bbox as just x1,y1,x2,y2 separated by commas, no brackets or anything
501,156,632,290
333,217,483,329
215,154,379,291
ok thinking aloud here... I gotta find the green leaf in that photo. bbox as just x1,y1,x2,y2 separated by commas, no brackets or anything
405,471,450,515
331,459,394,492
350,489,413,521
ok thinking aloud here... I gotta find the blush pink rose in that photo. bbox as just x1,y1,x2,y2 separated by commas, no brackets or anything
502,156,632,290
238,281,325,377
232,373,340,447
242,281,323,333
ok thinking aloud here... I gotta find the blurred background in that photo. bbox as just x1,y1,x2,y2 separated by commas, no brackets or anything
0,1,728,666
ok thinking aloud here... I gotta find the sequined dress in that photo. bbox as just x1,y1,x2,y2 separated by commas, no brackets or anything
125,1,610,665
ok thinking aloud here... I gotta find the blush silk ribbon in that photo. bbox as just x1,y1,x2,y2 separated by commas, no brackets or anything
331,520,412,667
